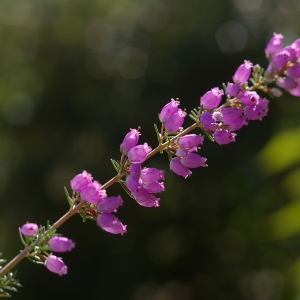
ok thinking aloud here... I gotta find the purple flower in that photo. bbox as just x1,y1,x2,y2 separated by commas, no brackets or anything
143,181,165,193
286,78,300,96
71,171,92,192
120,128,140,155
45,255,68,276
180,153,207,168
220,107,247,131
200,87,224,109
213,129,236,145
97,195,124,213
131,187,160,207
244,97,269,120
20,223,38,236
129,163,142,177
226,83,244,97
240,91,260,107
272,50,290,68
49,237,75,253
170,157,192,178
80,181,107,204
286,65,300,78
159,98,179,122
233,60,253,84
178,134,204,149
200,112,217,131
127,143,152,164
97,213,127,235
140,168,165,182
265,33,284,59
276,77,297,90
164,109,187,132
126,174,142,192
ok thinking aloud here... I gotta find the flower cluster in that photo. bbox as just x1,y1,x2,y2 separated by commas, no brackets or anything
199,61,269,145
70,171,126,235
20,223,75,276
170,134,206,178
265,33,300,96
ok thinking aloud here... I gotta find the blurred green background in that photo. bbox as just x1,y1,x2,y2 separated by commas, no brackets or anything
1,0,300,299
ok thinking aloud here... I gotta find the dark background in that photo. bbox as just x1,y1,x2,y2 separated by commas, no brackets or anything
1,0,300,299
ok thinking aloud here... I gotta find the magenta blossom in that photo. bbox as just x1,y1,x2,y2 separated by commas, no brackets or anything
233,60,253,84
120,128,141,155
49,237,75,253
159,98,179,122
200,87,224,109
97,213,127,235
127,143,152,164
71,170,92,192
45,255,68,276
170,157,192,178
20,223,38,236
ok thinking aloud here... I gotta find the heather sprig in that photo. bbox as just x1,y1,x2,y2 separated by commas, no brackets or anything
0,32,299,297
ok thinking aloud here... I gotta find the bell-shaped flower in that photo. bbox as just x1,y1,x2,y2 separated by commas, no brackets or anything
287,64,300,78
265,33,283,59
140,168,165,183
159,98,179,122
164,109,186,132
181,153,207,168
213,129,236,144
178,134,204,149
80,181,107,204
233,60,253,84
45,255,68,276
97,195,124,213
49,237,75,253
143,181,165,193
20,223,38,236
226,83,244,97
120,128,140,155
97,213,127,235
71,170,92,192
240,91,260,107
128,143,151,164
170,157,192,178
220,107,247,131
244,97,269,120
132,187,160,207
200,87,224,109
272,50,291,68
200,112,217,131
